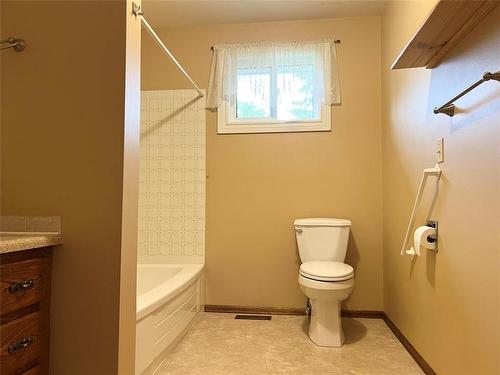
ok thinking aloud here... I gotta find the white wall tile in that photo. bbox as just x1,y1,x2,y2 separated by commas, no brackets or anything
138,90,205,262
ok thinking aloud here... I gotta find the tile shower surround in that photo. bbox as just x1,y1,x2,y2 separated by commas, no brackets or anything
138,90,206,263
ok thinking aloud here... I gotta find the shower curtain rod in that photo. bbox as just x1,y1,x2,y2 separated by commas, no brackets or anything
132,3,204,98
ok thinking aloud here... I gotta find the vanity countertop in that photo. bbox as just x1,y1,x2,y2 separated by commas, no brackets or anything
0,232,63,254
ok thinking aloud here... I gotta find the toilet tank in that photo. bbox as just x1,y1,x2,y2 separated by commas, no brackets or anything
294,218,351,263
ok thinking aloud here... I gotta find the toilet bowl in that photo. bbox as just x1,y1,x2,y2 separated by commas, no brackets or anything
294,218,354,347
298,263,354,346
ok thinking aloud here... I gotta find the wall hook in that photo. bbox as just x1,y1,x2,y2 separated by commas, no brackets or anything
1,37,26,52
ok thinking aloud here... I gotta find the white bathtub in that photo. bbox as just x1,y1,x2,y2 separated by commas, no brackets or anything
136,263,204,375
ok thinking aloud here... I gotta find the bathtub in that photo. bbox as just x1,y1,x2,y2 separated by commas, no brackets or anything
136,263,204,375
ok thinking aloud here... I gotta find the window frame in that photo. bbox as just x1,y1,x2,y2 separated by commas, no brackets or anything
217,57,332,134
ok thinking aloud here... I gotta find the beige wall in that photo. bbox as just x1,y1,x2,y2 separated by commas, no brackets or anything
382,2,500,374
1,2,139,374
142,16,383,310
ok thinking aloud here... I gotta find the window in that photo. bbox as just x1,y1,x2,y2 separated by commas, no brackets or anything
236,67,272,119
234,64,319,122
207,40,341,134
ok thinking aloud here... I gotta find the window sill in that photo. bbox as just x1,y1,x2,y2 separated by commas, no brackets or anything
217,104,331,134
218,122,331,134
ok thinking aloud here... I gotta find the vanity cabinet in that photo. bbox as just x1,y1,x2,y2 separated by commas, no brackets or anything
0,247,53,375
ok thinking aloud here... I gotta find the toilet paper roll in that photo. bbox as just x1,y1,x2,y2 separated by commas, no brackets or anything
414,226,437,255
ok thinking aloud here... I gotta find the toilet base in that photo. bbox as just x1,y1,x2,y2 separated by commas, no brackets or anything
309,299,344,347
298,274,354,347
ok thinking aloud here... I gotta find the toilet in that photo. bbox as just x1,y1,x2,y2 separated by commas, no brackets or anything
294,218,354,347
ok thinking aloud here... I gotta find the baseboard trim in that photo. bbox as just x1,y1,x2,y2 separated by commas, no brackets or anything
204,304,306,316
203,305,435,375
204,305,386,319
382,314,436,375
341,310,385,319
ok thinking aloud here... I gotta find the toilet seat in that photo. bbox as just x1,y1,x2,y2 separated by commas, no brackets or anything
299,274,354,292
300,261,354,282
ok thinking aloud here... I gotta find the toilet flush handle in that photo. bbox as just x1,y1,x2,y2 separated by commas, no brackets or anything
295,228,303,235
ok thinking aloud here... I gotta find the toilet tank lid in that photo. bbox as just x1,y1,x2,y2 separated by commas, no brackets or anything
294,218,351,227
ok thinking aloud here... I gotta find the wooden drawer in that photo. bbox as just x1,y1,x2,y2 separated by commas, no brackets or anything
0,311,42,375
0,257,49,317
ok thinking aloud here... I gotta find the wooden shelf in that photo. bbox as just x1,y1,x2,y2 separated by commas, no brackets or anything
391,0,499,70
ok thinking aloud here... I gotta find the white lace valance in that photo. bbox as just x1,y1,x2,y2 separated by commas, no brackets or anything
206,39,341,110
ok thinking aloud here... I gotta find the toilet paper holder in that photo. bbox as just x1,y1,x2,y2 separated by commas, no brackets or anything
426,220,438,252
400,164,441,256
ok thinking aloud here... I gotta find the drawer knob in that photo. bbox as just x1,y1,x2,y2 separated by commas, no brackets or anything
9,279,35,293
8,336,34,353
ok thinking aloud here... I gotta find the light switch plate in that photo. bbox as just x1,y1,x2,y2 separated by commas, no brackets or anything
437,138,444,163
